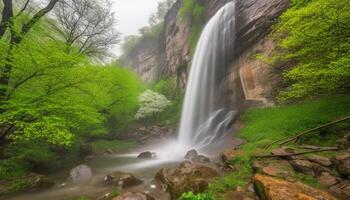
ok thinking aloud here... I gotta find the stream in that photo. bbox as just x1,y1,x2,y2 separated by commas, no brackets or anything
6,136,236,200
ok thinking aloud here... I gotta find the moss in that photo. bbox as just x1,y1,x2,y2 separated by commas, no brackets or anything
178,0,205,54
293,173,322,189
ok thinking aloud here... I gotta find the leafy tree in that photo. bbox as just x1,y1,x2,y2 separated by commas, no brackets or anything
270,0,350,102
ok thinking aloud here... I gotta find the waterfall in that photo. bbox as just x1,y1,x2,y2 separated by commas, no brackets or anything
178,2,237,149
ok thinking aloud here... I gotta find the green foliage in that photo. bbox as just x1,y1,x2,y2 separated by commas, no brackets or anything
294,173,322,189
0,158,27,181
209,96,350,197
153,78,175,98
0,8,142,184
179,192,215,200
270,0,350,101
207,156,252,199
179,0,205,54
239,96,350,151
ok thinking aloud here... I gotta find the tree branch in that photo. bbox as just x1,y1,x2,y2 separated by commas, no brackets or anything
15,0,31,18
0,0,13,39
21,0,60,36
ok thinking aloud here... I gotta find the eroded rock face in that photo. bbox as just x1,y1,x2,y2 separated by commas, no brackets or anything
253,174,337,200
227,0,290,108
154,161,218,199
122,38,159,83
104,171,142,189
235,0,290,56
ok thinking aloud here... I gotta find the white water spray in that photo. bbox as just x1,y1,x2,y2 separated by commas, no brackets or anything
178,1,237,149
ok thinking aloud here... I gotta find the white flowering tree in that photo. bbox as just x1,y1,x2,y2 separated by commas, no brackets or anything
135,90,172,120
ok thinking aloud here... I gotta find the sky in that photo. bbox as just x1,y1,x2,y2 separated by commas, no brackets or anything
111,0,163,56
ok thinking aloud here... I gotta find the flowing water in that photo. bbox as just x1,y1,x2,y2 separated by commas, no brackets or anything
7,2,238,199
178,1,237,149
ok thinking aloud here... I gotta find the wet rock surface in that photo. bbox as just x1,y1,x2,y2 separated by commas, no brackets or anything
253,174,337,200
154,161,218,199
137,151,156,159
184,149,211,163
104,171,143,189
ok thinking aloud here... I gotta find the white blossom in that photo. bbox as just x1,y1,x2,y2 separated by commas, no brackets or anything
135,90,172,120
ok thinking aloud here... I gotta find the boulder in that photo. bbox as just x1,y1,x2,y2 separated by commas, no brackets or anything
312,163,331,176
137,151,156,159
154,161,218,199
317,172,338,187
289,159,315,176
308,155,332,167
104,171,142,189
68,165,93,184
113,192,155,200
253,174,337,200
331,153,350,176
184,149,198,160
184,149,211,163
27,173,55,191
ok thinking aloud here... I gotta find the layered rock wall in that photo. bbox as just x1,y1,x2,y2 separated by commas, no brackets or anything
123,0,290,107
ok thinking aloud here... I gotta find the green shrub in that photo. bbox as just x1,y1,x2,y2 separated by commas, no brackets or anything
269,0,350,101
179,192,215,200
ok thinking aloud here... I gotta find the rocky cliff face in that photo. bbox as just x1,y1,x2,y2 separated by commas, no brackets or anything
227,0,290,107
124,0,290,106
122,37,159,82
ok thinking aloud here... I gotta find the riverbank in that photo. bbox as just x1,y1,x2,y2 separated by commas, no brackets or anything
195,95,350,199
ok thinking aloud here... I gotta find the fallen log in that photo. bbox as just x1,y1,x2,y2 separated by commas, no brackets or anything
254,147,338,159
265,116,350,149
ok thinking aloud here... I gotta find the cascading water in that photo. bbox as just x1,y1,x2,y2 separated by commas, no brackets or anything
122,1,238,168
178,1,237,149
